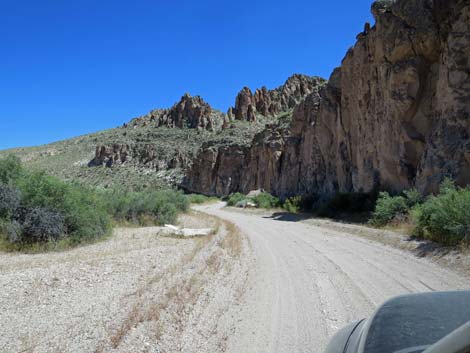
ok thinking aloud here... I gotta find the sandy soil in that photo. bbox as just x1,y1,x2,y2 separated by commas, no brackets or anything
196,202,470,353
0,211,250,353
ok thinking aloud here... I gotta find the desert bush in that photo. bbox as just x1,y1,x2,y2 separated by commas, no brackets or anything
103,188,188,225
0,159,112,245
0,157,195,248
17,207,65,243
187,194,211,204
61,183,111,242
227,193,246,206
369,192,408,226
16,171,110,242
158,189,189,213
413,180,470,246
403,189,422,207
0,155,22,185
253,192,280,209
16,171,69,210
2,220,22,243
283,196,302,213
0,184,21,219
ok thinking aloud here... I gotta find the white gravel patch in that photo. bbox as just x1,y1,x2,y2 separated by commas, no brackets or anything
0,213,250,353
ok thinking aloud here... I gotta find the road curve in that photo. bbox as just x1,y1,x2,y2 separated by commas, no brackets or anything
195,202,469,353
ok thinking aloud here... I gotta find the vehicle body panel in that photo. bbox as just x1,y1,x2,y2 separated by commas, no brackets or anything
324,291,470,353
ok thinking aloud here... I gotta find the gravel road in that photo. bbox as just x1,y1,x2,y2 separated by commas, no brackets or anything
196,202,469,353
1,204,468,353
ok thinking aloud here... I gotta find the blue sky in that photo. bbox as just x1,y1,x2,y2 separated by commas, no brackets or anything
0,0,374,150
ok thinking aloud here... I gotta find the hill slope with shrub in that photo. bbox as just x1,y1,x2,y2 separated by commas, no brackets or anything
0,156,189,251
0,76,321,191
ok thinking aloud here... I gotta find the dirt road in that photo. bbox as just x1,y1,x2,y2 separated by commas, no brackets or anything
196,202,469,353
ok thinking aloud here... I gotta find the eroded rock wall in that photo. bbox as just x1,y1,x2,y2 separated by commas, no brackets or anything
91,143,187,171
231,74,326,121
127,93,228,131
184,0,470,197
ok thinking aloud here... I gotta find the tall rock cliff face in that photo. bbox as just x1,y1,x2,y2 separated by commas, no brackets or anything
183,0,470,197
231,74,326,121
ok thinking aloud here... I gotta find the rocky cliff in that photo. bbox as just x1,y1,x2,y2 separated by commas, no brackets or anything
89,75,321,184
88,93,228,181
127,93,228,131
230,74,326,121
183,0,470,197
90,143,187,170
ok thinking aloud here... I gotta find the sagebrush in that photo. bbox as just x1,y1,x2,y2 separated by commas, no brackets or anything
0,156,189,250
413,181,470,246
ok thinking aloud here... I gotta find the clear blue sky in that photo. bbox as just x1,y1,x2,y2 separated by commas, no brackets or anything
0,0,374,150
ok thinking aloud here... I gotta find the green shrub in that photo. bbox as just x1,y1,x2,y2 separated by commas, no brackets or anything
16,172,111,242
61,183,111,242
158,189,189,213
0,155,22,185
103,188,187,225
253,192,280,209
369,192,409,226
0,156,191,248
187,194,211,204
16,171,69,210
403,189,422,208
413,180,470,245
0,184,21,219
0,161,112,245
227,193,246,206
283,196,301,213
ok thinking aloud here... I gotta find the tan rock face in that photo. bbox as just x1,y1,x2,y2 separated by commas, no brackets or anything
92,144,130,167
184,0,470,197
231,74,326,121
128,93,225,131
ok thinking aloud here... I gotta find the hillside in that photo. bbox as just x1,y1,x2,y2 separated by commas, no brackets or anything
0,75,323,190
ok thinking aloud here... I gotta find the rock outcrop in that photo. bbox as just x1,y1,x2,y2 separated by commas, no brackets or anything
183,0,470,197
90,143,187,171
91,144,131,167
232,74,326,121
128,93,227,131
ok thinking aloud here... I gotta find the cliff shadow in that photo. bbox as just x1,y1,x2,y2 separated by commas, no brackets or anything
263,212,313,222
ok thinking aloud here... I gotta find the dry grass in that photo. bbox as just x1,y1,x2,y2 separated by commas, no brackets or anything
220,220,243,258
381,220,415,235
101,211,245,351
